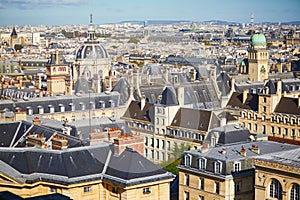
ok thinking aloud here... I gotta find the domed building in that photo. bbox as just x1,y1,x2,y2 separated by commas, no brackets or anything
247,32,269,82
74,14,111,93
251,32,267,50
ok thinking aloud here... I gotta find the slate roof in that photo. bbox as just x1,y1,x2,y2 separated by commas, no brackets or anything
112,78,131,105
216,72,231,96
187,140,300,162
0,121,85,148
205,124,250,145
122,100,154,123
254,148,300,168
170,108,219,132
0,92,122,114
160,86,179,106
227,92,259,111
0,144,174,186
274,97,300,115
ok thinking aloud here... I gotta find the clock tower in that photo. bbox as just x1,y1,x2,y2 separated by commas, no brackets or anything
248,32,269,82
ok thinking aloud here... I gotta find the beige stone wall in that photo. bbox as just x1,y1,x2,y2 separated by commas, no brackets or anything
0,175,172,200
254,160,300,200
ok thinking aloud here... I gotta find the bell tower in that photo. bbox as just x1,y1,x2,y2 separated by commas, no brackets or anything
248,32,269,82
46,50,72,95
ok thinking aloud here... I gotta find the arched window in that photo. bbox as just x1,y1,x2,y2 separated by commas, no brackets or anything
290,183,300,200
269,179,282,200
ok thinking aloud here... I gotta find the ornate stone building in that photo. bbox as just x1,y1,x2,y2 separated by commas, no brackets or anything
74,14,110,93
247,32,269,82
178,141,299,200
254,148,300,200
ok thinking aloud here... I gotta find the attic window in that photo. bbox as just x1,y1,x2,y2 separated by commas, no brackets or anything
84,186,92,193
143,187,151,195
184,154,192,167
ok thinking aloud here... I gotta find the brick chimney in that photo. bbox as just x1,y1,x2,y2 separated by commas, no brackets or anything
32,116,41,125
27,134,46,148
240,146,246,156
113,134,144,155
52,135,68,150
251,144,260,154
221,147,226,154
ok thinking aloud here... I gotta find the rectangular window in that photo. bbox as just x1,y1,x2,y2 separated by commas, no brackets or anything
278,127,281,135
151,138,154,147
199,195,204,200
184,174,190,186
162,140,165,149
235,181,241,194
84,186,92,193
184,191,189,200
167,141,171,150
248,123,251,130
50,187,57,193
233,162,241,172
214,161,222,174
215,182,220,194
143,187,151,195
156,139,159,148
112,186,118,194
199,158,206,170
199,178,204,190
254,124,257,131
263,106,267,112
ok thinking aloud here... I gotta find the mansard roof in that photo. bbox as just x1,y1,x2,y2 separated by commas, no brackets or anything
122,100,154,123
170,108,219,132
274,97,300,115
0,144,173,186
227,92,259,111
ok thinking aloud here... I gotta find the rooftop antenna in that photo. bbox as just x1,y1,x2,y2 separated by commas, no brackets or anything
90,13,93,24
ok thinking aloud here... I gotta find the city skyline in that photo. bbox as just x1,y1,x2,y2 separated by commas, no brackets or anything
0,0,299,26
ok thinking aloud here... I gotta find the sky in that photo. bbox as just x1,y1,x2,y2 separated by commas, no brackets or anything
0,0,299,26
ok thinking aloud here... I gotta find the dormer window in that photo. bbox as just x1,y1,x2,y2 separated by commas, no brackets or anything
199,158,207,170
233,161,241,172
184,154,192,167
214,161,222,174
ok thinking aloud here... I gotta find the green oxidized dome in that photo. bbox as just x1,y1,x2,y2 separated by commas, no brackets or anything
251,33,266,46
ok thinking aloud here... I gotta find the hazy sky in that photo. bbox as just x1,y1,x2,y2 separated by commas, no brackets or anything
0,0,299,26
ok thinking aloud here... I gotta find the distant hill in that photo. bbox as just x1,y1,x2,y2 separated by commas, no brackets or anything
119,20,191,25
118,20,300,26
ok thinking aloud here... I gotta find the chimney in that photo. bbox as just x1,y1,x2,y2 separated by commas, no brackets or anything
220,116,227,127
27,134,46,148
177,86,185,106
201,144,209,153
277,80,282,96
14,110,26,121
243,89,248,104
221,147,226,154
141,95,146,110
55,50,59,64
240,146,247,156
52,135,68,150
230,76,235,93
251,144,260,154
113,135,144,155
32,116,41,125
